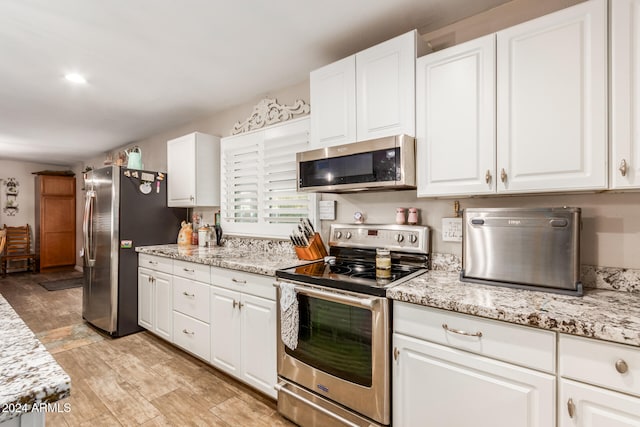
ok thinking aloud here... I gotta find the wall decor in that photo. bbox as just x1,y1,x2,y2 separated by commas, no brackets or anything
3,177,19,216
231,98,310,135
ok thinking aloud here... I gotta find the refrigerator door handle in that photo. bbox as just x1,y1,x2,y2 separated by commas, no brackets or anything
83,190,96,267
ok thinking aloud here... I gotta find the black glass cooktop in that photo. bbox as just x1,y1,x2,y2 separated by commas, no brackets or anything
276,259,426,297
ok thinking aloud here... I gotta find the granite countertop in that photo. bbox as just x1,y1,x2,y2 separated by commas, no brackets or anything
388,270,640,348
0,295,70,422
136,243,307,276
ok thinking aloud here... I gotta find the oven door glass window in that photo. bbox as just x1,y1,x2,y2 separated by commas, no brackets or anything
285,294,372,387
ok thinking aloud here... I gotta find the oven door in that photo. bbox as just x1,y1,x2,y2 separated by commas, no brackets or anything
276,281,390,425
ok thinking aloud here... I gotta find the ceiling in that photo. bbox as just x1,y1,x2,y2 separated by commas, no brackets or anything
0,0,511,166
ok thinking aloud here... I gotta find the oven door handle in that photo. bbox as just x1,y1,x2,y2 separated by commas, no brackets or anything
274,281,376,309
274,382,361,427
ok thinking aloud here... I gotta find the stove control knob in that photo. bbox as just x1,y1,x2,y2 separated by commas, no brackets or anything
395,234,404,243
408,234,418,244
335,231,342,239
345,232,352,239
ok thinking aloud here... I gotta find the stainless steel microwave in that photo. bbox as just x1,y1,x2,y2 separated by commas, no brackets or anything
296,135,416,193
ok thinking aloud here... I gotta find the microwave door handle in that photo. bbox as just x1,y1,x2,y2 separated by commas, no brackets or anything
274,282,376,309
83,190,96,267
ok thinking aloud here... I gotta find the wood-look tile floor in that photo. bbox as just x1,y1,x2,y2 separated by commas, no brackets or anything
0,271,295,426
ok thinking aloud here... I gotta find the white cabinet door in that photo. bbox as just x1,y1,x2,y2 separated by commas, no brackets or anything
240,294,277,398
496,0,607,193
167,132,220,207
611,0,640,189
137,268,153,330
210,286,241,376
416,34,496,197
309,56,356,148
153,272,172,341
356,30,417,141
393,333,555,427
559,379,640,427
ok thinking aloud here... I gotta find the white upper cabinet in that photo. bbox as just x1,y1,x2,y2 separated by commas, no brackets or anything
496,0,608,193
416,34,496,197
167,132,220,207
310,30,427,148
610,0,640,189
356,30,419,141
310,56,356,148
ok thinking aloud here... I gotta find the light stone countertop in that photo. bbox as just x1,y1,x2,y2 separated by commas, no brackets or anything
388,270,640,348
136,243,308,276
0,294,71,422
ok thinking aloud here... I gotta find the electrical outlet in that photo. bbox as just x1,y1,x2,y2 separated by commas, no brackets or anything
442,217,463,242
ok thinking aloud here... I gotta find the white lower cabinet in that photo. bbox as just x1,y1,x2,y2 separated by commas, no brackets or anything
558,334,640,426
137,265,173,341
172,311,210,361
210,267,277,398
393,302,556,427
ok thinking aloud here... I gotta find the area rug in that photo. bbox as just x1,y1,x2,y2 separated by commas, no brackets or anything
39,277,83,291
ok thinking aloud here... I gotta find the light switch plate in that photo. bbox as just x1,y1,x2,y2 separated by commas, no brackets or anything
319,200,336,220
442,217,463,242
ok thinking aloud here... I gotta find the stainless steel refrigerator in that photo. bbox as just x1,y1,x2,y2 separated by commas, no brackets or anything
82,166,187,337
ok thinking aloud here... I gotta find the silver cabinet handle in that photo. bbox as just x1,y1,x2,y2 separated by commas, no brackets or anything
567,398,575,418
500,168,507,183
189,195,195,201
182,329,194,336
615,359,629,374
485,169,492,184
233,300,238,308
182,291,195,297
393,347,400,361
231,278,247,284
183,268,194,273
442,323,483,338
148,260,158,265
619,159,628,177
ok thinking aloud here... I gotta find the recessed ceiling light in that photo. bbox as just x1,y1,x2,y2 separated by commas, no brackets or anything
65,73,87,84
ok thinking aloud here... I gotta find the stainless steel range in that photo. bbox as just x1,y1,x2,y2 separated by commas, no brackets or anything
275,223,430,427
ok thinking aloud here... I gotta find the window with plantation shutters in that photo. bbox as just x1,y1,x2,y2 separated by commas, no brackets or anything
221,117,316,238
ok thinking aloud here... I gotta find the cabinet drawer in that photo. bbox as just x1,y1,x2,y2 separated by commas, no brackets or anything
394,302,556,373
173,276,210,323
559,334,640,397
172,311,210,361
173,260,210,282
211,267,275,300
139,253,173,274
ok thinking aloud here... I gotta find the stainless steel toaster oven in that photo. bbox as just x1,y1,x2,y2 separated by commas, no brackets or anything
461,207,582,295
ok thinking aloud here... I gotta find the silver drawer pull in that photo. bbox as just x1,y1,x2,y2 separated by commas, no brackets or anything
148,260,158,265
615,359,629,374
442,323,483,338
182,291,195,297
182,329,194,336
231,278,247,284
183,268,194,273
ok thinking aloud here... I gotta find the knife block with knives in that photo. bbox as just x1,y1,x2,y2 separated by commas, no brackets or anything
294,233,328,260
290,219,328,260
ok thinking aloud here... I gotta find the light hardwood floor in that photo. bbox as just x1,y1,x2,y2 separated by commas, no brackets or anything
0,270,295,426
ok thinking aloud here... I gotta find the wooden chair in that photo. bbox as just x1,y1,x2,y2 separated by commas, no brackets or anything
0,229,5,256
1,225,39,277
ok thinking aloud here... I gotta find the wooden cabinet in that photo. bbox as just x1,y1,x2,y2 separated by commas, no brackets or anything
310,30,427,148
210,267,277,398
393,302,556,426
496,0,607,193
558,334,640,426
416,34,496,197
416,0,607,197
167,132,220,207
610,0,640,189
34,174,76,269
137,257,173,341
